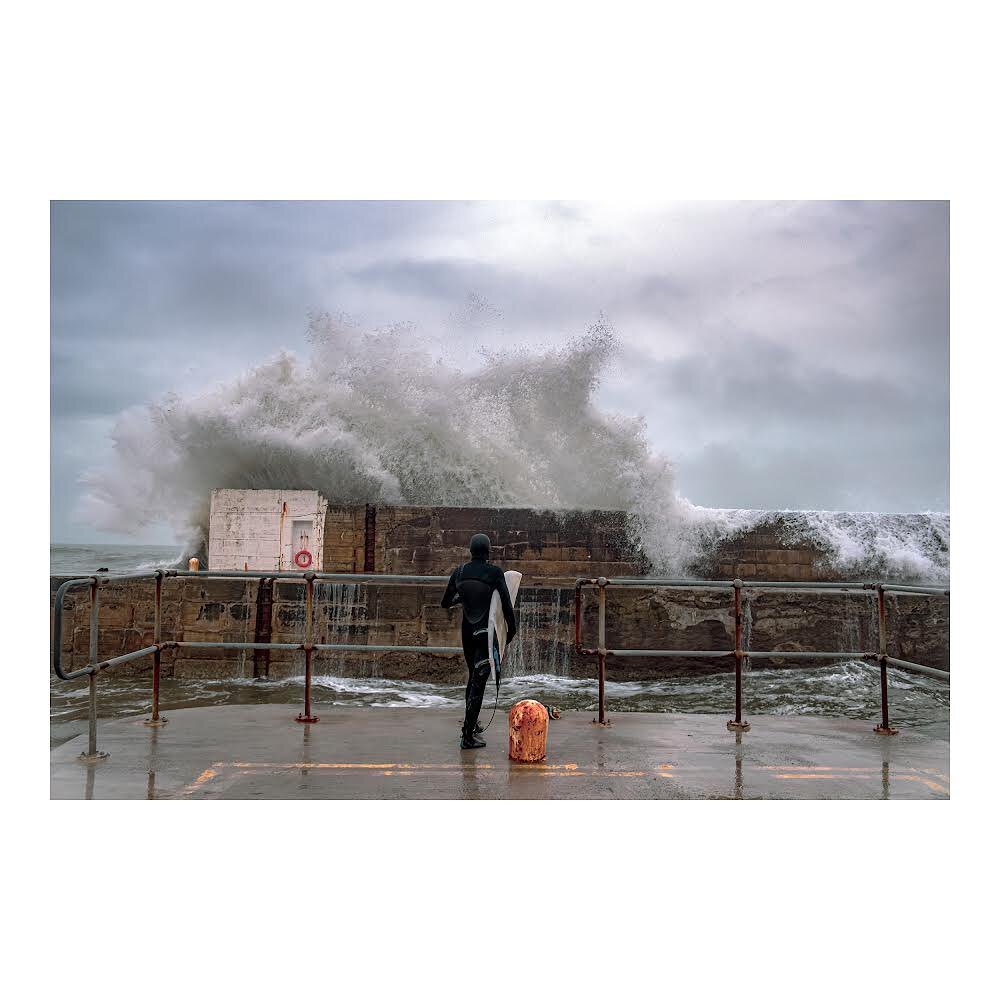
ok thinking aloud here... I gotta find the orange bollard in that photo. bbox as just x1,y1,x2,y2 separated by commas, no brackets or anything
509,699,548,762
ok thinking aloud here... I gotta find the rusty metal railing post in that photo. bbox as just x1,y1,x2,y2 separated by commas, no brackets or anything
873,584,899,735
573,579,599,657
145,570,168,726
297,574,318,723
727,579,751,733
80,578,109,761
574,581,582,654
594,577,609,725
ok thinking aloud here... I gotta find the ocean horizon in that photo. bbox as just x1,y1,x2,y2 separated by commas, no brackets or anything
50,542,182,576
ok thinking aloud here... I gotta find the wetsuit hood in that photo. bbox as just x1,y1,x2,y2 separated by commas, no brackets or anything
469,533,491,560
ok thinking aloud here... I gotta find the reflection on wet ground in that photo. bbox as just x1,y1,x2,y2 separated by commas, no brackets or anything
55,705,950,800
51,660,950,748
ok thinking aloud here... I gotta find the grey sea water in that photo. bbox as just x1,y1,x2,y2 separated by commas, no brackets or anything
51,542,181,576
49,665,950,749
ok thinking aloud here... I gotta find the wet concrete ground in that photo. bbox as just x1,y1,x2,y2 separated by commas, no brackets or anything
50,706,949,799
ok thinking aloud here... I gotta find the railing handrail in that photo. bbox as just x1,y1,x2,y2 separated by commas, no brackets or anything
573,575,950,732
51,569,454,584
51,568,476,758
52,576,101,681
51,568,951,593
51,568,950,758
51,571,464,671
573,576,949,596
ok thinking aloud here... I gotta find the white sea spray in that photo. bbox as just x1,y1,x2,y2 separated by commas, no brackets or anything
76,315,949,582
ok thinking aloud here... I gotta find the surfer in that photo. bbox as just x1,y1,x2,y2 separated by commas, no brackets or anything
441,533,518,749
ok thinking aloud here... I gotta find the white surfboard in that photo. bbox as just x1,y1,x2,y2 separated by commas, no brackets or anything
488,570,522,681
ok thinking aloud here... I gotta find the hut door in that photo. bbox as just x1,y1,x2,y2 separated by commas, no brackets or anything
291,520,313,567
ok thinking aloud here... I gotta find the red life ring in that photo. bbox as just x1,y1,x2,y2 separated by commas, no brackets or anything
294,549,313,569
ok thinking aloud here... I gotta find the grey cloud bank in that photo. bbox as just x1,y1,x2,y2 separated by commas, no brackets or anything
50,200,948,543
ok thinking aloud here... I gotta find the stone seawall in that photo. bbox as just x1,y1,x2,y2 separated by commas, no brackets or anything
51,575,949,684
317,505,920,583
320,505,649,579
52,505,948,683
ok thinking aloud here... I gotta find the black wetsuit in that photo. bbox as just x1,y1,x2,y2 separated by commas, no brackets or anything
441,557,517,737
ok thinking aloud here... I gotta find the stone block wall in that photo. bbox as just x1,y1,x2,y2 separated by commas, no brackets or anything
52,575,949,686
317,504,893,584
209,500,946,585
321,504,647,580
696,520,830,581
322,506,369,573
53,504,949,687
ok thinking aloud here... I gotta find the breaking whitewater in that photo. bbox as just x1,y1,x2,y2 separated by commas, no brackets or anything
74,316,949,583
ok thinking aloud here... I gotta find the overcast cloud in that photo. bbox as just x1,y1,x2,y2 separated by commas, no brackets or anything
51,200,948,543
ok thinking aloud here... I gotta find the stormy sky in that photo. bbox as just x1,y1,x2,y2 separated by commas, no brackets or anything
51,200,949,544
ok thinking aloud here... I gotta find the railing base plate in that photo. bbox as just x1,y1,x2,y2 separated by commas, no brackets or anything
143,717,168,727
727,720,752,732
296,714,319,724
591,717,612,727
873,725,899,736
78,751,110,762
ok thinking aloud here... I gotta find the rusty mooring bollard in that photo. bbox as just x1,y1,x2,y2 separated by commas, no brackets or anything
509,699,548,762
188,557,200,572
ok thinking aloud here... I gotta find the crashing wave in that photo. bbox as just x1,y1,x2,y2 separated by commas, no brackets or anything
76,313,949,582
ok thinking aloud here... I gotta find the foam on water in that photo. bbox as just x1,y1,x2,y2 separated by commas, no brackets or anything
50,542,183,576
76,315,949,581
49,661,949,749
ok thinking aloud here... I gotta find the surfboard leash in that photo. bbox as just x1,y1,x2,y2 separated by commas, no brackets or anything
478,681,501,733
477,635,503,733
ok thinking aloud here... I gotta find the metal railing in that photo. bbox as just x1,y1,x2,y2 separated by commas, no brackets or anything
51,568,950,760
52,569,461,760
573,576,950,732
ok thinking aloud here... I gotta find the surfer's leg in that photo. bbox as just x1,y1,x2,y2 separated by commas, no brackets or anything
470,628,490,728
463,669,485,734
463,668,474,715
461,658,491,748
461,619,477,724
460,625,490,748
460,620,489,735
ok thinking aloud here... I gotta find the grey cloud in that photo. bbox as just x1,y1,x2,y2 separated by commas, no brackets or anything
599,320,948,512
351,257,489,299
347,254,601,330
674,438,949,513
625,336,944,428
